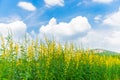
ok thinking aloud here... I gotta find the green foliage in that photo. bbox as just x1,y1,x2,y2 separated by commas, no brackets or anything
0,36,120,80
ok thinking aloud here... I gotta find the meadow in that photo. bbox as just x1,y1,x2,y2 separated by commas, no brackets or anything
0,35,120,80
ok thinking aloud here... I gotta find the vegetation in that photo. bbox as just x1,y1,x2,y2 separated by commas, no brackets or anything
0,35,120,80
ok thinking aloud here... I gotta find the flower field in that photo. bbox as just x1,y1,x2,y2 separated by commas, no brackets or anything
0,36,120,80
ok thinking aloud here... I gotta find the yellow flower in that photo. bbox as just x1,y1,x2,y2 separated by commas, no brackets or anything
16,59,22,66
0,36,5,49
27,45,34,61
64,54,71,67
15,44,19,54
89,54,93,64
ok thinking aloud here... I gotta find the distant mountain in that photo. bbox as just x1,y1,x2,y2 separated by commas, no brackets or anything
91,49,119,55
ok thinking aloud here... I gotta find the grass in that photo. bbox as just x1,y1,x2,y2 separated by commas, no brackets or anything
0,35,120,80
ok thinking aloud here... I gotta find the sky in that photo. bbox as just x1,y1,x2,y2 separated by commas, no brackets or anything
0,0,120,52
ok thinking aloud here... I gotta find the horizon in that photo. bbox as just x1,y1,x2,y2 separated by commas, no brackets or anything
0,0,120,52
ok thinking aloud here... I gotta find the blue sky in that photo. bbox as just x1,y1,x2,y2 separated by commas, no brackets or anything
0,0,120,52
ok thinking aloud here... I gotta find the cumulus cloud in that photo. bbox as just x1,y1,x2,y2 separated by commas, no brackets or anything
39,16,91,40
93,0,113,3
103,9,120,27
81,7,120,52
78,30,109,48
0,21,27,40
18,1,36,11
31,7,120,52
44,0,64,7
77,29,120,52
106,31,120,45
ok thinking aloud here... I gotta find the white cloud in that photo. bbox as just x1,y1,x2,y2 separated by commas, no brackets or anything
40,16,91,40
44,0,64,7
80,7,120,52
74,28,120,52
0,21,27,40
77,1,90,6
94,15,102,21
18,1,36,11
106,31,120,45
103,9,120,27
78,30,110,49
0,15,21,23
93,0,113,3
94,15,102,23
